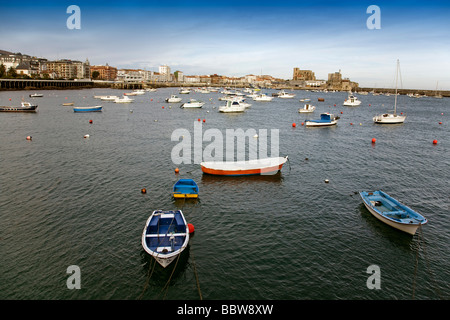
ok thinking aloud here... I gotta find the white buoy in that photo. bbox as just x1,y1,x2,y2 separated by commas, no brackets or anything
324,179,329,183
84,134,90,139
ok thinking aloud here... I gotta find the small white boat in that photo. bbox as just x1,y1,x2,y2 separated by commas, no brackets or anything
299,98,311,102
124,92,138,96
115,96,134,103
253,94,273,102
298,104,316,113
277,90,295,99
132,89,145,95
146,88,157,92
218,100,246,113
165,95,182,103
181,99,205,108
179,88,191,94
343,94,361,106
100,95,119,101
305,113,339,127
373,60,406,124
29,93,43,98
201,156,288,176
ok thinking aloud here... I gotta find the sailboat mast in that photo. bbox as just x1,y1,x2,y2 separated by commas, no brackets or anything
394,59,399,115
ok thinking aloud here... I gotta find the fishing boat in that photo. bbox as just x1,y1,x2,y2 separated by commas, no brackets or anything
373,60,406,124
181,99,205,108
114,96,134,103
343,94,361,106
29,93,43,98
360,190,427,235
305,113,339,127
218,100,246,113
141,209,190,268
0,101,38,112
73,106,102,112
277,90,295,99
165,95,182,103
201,156,288,176
173,179,199,198
298,104,316,113
100,95,118,101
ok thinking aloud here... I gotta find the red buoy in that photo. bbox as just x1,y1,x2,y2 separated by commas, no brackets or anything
89,119,93,124
141,188,147,194
301,122,304,126
292,123,296,127
433,139,438,144
203,119,206,123
198,118,201,122
26,136,32,140
188,223,195,234
162,106,164,109
372,138,376,143
175,168,180,173
439,122,442,125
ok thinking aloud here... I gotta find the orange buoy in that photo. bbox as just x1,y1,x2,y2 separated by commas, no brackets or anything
340,111,343,114
89,119,93,124
433,139,438,144
439,122,442,124
141,188,147,194
188,223,195,234
301,122,304,126
292,123,296,127
26,136,32,140
162,106,164,109
372,138,376,143
175,168,180,173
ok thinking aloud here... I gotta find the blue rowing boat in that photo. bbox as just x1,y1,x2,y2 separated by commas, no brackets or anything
141,210,190,268
360,190,427,235
305,113,339,127
73,106,102,112
173,179,199,198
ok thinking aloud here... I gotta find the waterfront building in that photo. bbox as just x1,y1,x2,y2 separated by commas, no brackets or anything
45,59,90,80
90,64,118,81
293,68,316,81
327,70,358,91
159,65,171,82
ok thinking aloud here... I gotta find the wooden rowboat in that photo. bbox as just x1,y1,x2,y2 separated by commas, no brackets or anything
200,156,288,176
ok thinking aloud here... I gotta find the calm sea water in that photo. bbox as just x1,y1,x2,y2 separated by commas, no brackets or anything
0,88,448,300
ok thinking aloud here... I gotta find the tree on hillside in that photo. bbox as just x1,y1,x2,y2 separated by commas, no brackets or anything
92,71,100,79
0,64,6,78
7,67,17,78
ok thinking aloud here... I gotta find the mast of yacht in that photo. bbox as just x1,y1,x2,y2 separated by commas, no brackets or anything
394,59,399,115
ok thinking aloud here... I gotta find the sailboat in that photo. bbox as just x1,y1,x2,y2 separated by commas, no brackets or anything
434,81,443,99
373,60,406,124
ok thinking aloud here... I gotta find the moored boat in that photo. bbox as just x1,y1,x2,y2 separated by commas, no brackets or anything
343,94,361,106
100,95,119,101
277,90,295,99
218,100,246,113
201,156,288,176
298,104,316,113
173,179,199,198
305,113,339,127
29,93,43,98
114,96,134,103
62,102,74,106
73,106,102,112
141,210,190,268
360,190,427,235
181,99,205,108
0,101,38,112
165,95,182,103
253,94,273,102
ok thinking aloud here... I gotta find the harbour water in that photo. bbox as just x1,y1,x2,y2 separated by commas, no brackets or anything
0,88,448,300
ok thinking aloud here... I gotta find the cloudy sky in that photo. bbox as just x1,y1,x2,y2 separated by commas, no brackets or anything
1,0,449,89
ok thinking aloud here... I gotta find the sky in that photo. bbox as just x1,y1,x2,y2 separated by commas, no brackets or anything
1,0,449,90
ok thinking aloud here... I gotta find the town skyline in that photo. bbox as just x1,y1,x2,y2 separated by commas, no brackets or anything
1,1,449,90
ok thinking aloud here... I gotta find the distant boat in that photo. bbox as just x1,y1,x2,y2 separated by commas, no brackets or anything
115,96,134,103
0,101,38,112
73,106,102,112
165,95,182,103
373,60,406,124
29,93,43,98
360,190,427,235
298,104,316,113
179,88,191,94
343,94,361,106
201,156,288,176
62,102,74,106
277,90,295,99
181,99,205,108
299,98,311,102
124,92,138,96
100,95,118,101
305,113,339,127
141,210,190,268
253,94,273,102
317,98,325,102
218,100,246,113
173,179,199,199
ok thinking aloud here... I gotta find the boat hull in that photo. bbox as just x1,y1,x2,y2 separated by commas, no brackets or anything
305,120,337,127
173,179,199,198
201,156,288,176
0,105,38,112
73,106,102,112
360,191,427,235
373,114,406,124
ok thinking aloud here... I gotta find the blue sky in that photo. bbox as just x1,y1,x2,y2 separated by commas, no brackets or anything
1,0,449,89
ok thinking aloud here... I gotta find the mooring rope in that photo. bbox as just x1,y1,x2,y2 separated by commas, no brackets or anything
159,252,182,300
189,238,203,300
138,257,157,300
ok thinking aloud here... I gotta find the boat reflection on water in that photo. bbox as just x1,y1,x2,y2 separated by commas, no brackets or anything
201,171,284,186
